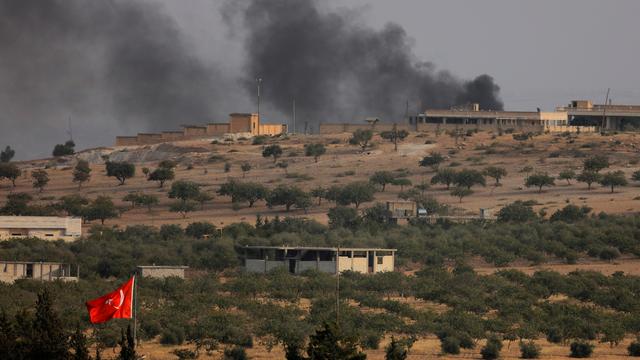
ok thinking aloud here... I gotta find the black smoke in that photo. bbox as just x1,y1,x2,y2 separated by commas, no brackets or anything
0,0,230,159
234,0,503,130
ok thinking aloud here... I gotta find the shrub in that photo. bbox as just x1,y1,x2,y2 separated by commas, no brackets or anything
441,336,460,355
520,341,541,358
185,222,217,239
569,341,593,358
628,341,640,356
223,346,248,360
160,325,185,345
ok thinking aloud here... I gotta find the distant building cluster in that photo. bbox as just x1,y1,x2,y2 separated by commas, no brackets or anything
0,216,81,241
320,99,640,134
115,113,287,146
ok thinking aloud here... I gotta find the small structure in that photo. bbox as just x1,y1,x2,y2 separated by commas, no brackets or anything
559,100,640,130
386,201,418,224
0,261,78,283
240,246,396,275
0,216,82,241
137,265,188,279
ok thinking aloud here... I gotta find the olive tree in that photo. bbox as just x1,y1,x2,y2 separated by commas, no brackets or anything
525,173,555,193
599,171,627,193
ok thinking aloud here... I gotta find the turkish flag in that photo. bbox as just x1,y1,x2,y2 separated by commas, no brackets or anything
86,276,135,324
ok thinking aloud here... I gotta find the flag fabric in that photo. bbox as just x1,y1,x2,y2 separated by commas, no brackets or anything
85,276,135,324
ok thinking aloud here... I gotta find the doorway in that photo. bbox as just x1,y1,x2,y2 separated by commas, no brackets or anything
289,259,296,274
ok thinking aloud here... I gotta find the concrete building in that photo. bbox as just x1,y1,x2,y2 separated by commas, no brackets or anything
137,265,188,279
0,261,78,283
0,216,82,241
115,113,287,146
240,246,396,275
386,201,421,224
559,100,640,130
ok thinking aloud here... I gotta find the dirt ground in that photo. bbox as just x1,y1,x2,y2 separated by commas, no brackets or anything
4,130,640,231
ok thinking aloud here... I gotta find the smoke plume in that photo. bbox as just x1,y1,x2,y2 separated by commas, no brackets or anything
0,0,231,159
234,0,503,130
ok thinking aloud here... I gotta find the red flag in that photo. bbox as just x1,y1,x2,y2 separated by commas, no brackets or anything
86,276,135,324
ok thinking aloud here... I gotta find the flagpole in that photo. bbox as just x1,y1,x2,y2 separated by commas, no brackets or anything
133,274,137,349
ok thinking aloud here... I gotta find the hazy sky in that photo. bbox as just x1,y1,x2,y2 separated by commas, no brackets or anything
2,0,639,160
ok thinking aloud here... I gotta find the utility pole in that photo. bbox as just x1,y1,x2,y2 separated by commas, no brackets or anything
336,245,340,327
393,123,399,152
256,77,263,122
67,117,73,142
601,88,610,133
292,98,296,135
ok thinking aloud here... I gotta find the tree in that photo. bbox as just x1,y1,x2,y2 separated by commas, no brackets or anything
583,155,609,173
454,169,486,189
195,192,214,210
349,129,373,152
263,144,283,163
550,205,591,222
170,201,198,218
31,169,49,192
0,162,21,187
497,201,538,222
520,341,541,359
169,180,201,203
123,193,140,208
241,162,252,178
338,182,376,209
85,196,118,224
277,161,289,174
224,162,232,173
218,181,268,208
385,337,413,360
577,171,602,190
328,206,360,229
224,346,248,360
70,325,91,360
0,146,15,162
599,170,627,193
480,335,502,360
158,160,177,169
632,170,640,182
52,140,75,157
419,152,445,170
136,194,159,212
484,166,507,185
369,171,395,191
185,222,217,239
58,194,89,217
391,178,412,191
414,180,430,194
267,185,308,211
311,186,327,205
0,311,16,358
2,193,32,215
451,187,473,203
73,160,92,187
525,173,555,193
30,290,69,359
569,341,593,358
431,168,457,189
628,340,640,356
106,161,135,185
148,167,174,188
306,322,366,360
305,143,326,162
559,169,576,185
118,325,136,360
380,128,409,151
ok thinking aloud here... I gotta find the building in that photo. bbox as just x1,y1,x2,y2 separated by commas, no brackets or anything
240,246,396,275
0,261,78,283
386,201,419,224
559,100,640,130
0,216,82,241
115,113,287,146
137,265,188,279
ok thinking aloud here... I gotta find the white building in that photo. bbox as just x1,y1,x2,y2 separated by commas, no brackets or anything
0,261,79,283
0,216,82,241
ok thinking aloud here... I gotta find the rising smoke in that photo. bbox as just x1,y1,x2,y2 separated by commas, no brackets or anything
0,0,233,159
234,0,503,130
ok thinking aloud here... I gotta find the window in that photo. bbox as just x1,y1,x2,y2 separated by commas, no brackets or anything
45,234,54,237
377,257,384,265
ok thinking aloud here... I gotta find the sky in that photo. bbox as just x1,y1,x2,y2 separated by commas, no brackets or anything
1,0,639,160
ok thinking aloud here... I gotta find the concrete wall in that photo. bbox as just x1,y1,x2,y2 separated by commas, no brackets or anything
183,126,207,137
259,124,287,136
207,123,230,136
229,114,254,133
137,133,163,145
138,267,186,279
115,136,139,146
0,262,76,284
0,216,81,241
374,255,394,272
162,132,184,141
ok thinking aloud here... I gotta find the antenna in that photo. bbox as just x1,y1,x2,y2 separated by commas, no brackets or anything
601,88,610,132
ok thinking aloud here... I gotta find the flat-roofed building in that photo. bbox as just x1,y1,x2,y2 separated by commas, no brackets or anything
0,261,79,283
0,216,82,241
559,100,640,130
240,246,396,275
137,265,188,279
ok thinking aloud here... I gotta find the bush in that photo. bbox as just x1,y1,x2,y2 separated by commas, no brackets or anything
628,341,640,356
441,336,460,355
185,222,217,239
480,336,502,360
160,325,185,345
223,346,248,360
520,341,540,358
569,341,594,358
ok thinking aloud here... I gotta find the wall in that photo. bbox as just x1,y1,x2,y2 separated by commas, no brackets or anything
162,132,184,141
183,127,207,137
115,136,139,146
0,262,76,284
374,255,395,272
259,124,286,136
137,133,163,145
0,216,81,241
207,123,230,136
229,114,253,133
139,267,186,279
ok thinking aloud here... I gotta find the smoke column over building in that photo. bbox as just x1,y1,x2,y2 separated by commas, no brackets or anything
0,0,231,158
233,0,503,130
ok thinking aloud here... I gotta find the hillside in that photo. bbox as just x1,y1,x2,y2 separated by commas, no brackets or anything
2,130,640,230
